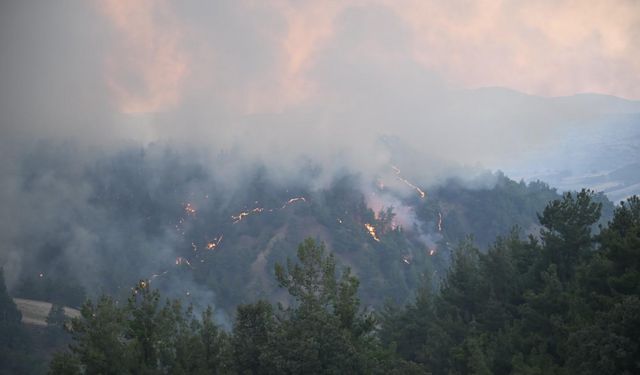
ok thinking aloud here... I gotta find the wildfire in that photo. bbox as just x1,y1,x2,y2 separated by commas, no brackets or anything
232,196,307,224
205,234,223,250
429,248,436,256
437,212,443,232
184,202,197,216
364,223,380,242
391,165,426,199
232,207,264,224
145,195,307,284
281,196,306,209
403,257,411,265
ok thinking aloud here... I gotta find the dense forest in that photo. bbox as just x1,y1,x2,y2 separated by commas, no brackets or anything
11,147,608,316
2,1,639,373
2,189,638,373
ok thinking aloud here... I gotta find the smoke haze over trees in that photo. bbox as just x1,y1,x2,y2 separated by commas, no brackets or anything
1,1,639,373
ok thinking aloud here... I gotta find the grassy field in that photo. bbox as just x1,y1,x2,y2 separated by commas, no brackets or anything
14,298,81,326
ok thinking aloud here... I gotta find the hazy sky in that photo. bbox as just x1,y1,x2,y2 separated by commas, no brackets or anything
98,0,640,114
1,0,639,174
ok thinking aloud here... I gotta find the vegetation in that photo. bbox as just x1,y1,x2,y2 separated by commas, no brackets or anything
381,191,640,374
14,149,596,316
0,268,44,374
45,191,639,374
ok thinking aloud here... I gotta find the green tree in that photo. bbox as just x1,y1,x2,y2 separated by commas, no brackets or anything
538,189,601,282
45,303,69,347
0,267,37,374
50,281,229,374
270,238,379,374
46,304,67,328
231,301,275,374
57,295,128,374
567,296,640,374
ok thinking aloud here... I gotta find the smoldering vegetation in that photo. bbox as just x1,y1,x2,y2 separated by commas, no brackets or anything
2,140,609,326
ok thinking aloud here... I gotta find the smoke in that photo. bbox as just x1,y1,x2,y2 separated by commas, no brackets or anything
1,0,640,319
2,1,639,177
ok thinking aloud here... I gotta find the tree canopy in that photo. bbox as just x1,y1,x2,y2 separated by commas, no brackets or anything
48,191,640,374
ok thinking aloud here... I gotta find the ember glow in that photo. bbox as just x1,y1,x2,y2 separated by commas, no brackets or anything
232,207,264,224
232,196,307,223
364,223,380,242
184,203,197,216
281,197,307,209
205,235,223,250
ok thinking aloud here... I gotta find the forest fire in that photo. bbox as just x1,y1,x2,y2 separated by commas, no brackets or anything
231,207,264,223
206,235,223,250
184,203,197,216
281,196,306,208
438,212,443,232
364,223,380,242
392,165,426,198
232,196,307,223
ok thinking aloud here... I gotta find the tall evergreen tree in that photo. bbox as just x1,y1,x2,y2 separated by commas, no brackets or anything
0,267,36,374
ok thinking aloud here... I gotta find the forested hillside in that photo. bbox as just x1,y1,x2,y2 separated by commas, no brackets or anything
8,148,603,317
41,191,639,374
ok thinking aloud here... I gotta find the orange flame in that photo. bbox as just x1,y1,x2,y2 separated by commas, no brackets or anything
364,223,380,242
232,207,264,224
184,203,197,216
281,196,306,209
205,234,223,250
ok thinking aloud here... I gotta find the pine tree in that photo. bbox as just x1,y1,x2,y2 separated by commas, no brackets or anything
0,267,35,374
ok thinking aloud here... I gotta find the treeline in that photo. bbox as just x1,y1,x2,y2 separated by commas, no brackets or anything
48,238,420,374
0,268,71,374
12,145,585,316
26,190,640,373
381,190,640,374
